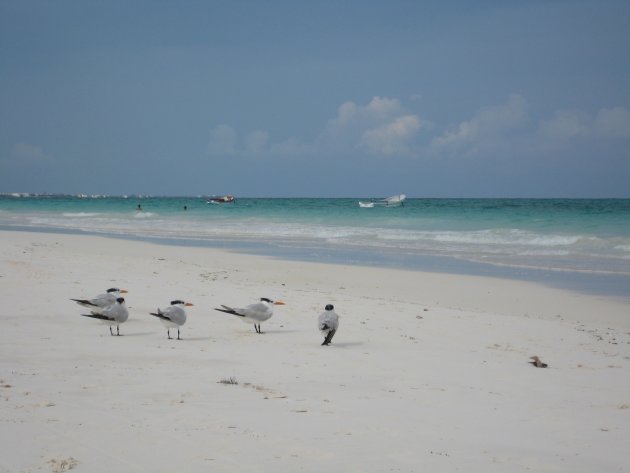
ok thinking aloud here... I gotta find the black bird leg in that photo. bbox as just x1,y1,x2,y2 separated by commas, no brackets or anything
167,329,172,339
116,325,121,336
177,328,182,340
322,329,336,346
110,326,114,336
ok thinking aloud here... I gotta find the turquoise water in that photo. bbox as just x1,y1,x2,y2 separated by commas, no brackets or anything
1,195,629,296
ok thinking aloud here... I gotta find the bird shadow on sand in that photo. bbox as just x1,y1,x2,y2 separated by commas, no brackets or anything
119,332,158,337
264,329,301,334
326,341,364,348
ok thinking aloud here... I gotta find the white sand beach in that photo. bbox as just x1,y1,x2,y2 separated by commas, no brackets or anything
0,229,629,473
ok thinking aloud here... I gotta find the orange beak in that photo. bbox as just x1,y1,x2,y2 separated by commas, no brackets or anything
274,301,286,306
120,289,129,294
185,303,194,307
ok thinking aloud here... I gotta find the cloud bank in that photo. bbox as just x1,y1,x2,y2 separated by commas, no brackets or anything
207,95,630,161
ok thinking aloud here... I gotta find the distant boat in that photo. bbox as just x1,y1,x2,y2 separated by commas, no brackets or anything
358,194,406,208
206,195,235,204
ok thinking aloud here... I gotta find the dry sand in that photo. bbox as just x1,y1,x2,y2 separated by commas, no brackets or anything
0,230,629,472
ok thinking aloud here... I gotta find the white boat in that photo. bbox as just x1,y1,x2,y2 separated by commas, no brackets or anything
206,195,235,204
358,194,406,208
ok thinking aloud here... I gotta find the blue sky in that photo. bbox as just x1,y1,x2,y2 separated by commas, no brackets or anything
1,0,629,197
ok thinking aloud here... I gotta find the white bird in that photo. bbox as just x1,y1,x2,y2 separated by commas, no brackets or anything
214,298,285,333
71,287,128,309
318,304,339,346
150,300,194,340
81,297,129,336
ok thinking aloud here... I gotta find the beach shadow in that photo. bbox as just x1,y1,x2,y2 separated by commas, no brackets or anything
261,329,300,334
121,332,158,337
327,341,364,348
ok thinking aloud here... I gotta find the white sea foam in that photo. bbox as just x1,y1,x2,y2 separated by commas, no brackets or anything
134,212,157,218
62,212,100,217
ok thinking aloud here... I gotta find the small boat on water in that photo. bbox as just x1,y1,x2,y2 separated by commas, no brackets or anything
206,195,236,204
358,194,406,208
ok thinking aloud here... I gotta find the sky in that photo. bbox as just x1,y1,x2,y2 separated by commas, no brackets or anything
1,0,629,197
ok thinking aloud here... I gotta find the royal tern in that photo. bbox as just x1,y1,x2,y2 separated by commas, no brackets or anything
214,298,285,333
71,287,128,309
318,304,339,346
81,297,129,336
150,300,194,340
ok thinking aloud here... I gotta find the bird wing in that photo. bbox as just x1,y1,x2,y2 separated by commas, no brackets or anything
101,303,129,323
241,302,272,321
319,311,339,331
163,305,186,325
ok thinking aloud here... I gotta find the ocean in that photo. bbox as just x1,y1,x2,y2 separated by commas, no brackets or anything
1,195,629,298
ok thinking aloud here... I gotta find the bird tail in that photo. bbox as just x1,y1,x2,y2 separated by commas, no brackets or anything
72,298,98,307
81,313,113,321
150,311,170,321
214,305,242,316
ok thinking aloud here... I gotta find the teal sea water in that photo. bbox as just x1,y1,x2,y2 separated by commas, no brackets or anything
1,195,629,297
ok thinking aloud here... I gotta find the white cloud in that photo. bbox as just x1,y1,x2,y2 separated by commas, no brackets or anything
244,130,269,153
360,115,422,155
207,124,236,155
431,94,527,154
538,109,591,143
323,96,423,156
537,106,630,147
327,96,405,133
10,143,53,163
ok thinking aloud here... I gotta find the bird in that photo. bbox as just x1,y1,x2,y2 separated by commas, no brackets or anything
214,298,285,333
71,287,128,309
529,356,548,368
81,297,129,336
150,300,193,340
318,304,339,346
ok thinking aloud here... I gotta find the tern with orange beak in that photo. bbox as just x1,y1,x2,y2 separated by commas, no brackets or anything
81,297,129,336
150,300,194,340
71,287,128,309
214,297,285,333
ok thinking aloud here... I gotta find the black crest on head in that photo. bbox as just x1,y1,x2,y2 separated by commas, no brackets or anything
171,300,185,305
325,304,334,311
261,298,272,303
107,288,119,293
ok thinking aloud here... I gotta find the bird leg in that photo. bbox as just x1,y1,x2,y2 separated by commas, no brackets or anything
254,324,263,334
167,329,172,339
116,325,121,336
109,326,114,336
322,329,336,346
177,329,182,340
